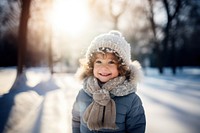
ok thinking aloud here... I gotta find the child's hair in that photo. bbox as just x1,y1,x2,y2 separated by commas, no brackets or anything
76,30,132,80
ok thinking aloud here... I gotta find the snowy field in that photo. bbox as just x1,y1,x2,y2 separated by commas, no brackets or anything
0,67,200,133
140,68,200,133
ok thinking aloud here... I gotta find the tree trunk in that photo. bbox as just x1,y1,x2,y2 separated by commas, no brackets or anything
17,0,31,75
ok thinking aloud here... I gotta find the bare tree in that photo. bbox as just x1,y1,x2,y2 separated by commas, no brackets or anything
147,0,181,74
146,0,164,73
17,0,31,75
162,0,181,75
88,0,128,30
108,0,128,30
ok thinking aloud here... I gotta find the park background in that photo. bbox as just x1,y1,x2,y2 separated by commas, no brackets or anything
0,0,200,133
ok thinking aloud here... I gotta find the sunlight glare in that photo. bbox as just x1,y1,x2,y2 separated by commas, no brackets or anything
50,0,89,36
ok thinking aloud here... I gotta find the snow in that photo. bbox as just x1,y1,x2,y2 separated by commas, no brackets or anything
0,67,200,133
140,67,200,133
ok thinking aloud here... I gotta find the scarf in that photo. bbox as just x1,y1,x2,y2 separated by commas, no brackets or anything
82,75,137,131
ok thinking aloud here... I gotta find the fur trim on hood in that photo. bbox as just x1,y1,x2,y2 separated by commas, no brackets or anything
128,60,143,84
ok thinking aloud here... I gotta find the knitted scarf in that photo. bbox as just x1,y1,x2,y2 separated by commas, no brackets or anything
82,75,137,131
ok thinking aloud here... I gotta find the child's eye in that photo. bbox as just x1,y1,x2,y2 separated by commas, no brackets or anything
95,60,102,64
108,60,116,64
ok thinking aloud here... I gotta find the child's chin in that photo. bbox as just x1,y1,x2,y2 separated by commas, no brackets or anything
98,78,110,83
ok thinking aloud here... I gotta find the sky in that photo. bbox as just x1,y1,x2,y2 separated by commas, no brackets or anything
48,0,91,37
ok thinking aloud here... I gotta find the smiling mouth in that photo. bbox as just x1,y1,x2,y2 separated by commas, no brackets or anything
99,73,111,76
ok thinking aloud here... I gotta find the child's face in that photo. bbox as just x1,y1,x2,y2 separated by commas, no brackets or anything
93,53,119,83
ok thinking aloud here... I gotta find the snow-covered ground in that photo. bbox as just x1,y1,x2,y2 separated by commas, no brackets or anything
0,67,200,133
140,68,200,133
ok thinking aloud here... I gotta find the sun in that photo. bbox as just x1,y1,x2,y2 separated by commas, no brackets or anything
49,0,89,36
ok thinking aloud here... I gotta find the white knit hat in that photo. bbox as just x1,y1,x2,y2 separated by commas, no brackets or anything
86,30,131,66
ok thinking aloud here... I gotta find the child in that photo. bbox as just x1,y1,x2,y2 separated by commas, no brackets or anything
72,30,146,133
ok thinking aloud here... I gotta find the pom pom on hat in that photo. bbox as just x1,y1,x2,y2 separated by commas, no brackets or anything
86,30,131,66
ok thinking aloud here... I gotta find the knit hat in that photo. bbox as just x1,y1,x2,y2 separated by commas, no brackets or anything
86,30,131,66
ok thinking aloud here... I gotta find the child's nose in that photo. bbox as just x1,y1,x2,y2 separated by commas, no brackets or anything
101,64,109,69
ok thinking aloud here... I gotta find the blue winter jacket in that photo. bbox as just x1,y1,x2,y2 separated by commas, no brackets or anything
72,89,146,133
